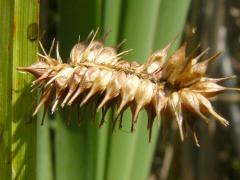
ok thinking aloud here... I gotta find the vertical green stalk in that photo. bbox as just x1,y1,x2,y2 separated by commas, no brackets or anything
0,0,14,179
105,0,161,180
130,1,191,180
56,1,99,180
103,0,122,44
95,1,122,180
36,114,53,180
12,0,39,179
106,0,190,180
153,0,191,49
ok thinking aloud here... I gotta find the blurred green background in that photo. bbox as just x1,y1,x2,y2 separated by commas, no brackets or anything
1,0,240,179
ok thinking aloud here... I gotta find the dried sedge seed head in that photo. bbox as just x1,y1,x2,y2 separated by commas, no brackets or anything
70,42,86,64
85,41,104,62
17,60,50,77
17,31,240,144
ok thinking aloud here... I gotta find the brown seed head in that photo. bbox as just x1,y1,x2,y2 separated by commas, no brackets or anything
17,31,240,144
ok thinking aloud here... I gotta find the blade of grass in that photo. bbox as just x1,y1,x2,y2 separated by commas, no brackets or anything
0,0,14,179
58,0,97,59
103,0,122,43
95,1,123,180
153,0,191,49
37,1,57,179
36,114,53,180
105,0,191,179
55,1,99,180
105,0,162,180
130,1,191,180
55,109,97,180
11,0,39,179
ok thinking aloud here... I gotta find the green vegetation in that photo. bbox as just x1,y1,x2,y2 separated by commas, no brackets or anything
0,0,190,179
0,0,39,179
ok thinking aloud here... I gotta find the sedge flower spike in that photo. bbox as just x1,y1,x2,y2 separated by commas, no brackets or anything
17,30,240,145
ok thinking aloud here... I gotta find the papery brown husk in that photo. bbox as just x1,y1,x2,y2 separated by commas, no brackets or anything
17,31,240,144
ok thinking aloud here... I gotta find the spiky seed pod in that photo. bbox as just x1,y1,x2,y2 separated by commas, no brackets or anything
17,30,240,144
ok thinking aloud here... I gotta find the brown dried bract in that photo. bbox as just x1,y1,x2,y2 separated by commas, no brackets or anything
17,30,240,145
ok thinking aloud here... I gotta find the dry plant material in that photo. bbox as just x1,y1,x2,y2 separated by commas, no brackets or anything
17,30,240,145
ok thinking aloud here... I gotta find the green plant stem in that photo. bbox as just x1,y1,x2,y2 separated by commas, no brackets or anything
130,1,191,180
154,0,191,49
11,0,39,179
37,116,53,180
55,1,99,180
95,1,123,180
105,0,190,180
105,0,161,180
0,0,14,179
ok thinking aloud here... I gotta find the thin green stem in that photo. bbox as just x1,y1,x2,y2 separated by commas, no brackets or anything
11,0,39,179
0,0,14,178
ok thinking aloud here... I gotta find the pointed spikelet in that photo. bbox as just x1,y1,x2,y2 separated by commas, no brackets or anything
17,30,240,144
